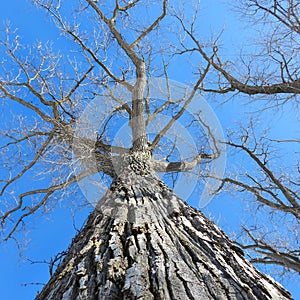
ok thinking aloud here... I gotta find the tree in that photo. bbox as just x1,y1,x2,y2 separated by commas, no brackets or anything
0,0,298,298
35,158,292,299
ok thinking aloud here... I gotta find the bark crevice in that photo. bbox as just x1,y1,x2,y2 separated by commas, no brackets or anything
36,155,293,300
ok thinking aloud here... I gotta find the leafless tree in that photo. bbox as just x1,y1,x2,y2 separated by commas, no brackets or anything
0,0,219,242
0,0,298,298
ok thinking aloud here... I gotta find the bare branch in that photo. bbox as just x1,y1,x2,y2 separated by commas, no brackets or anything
36,1,133,92
237,227,300,274
247,0,300,34
62,65,95,103
175,10,300,97
150,62,211,150
130,0,168,48
152,153,216,172
0,130,56,197
227,140,300,213
0,84,55,123
2,170,94,241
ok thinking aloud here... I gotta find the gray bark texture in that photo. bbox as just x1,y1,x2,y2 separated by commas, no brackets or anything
35,154,293,300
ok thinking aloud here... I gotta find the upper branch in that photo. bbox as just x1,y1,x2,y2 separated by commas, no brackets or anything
238,226,300,274
36,1,133,92
176,11,300,96
227,140,300,214
87,0,169,150
150,63,210,150
86,0,143,68
0,130,55,198
0,83,56,124
248,0,300,34
130,0,168,48
2,171,91,241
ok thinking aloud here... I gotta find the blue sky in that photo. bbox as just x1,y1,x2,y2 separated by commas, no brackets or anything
0,1,299,299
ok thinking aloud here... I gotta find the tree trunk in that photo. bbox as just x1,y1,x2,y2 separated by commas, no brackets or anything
36,154,293,300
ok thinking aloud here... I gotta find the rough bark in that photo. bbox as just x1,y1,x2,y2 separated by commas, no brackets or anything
36,154,293,300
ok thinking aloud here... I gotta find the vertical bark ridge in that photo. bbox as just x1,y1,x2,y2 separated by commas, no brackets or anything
36,155,293,300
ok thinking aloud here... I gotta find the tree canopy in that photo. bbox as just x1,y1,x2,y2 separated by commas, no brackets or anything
0,0,299,297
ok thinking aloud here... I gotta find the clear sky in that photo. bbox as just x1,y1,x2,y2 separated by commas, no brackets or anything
0,1,299,299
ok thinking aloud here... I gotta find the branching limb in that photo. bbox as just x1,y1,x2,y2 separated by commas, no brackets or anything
226,140,300,215
130,0,168,48
35,1,133,92
150,60,211,150
0,131,49,150
175,11,300,96
0,130,56,197
246,0,300,34
86,0,149,150
62,65,95,103
152,153,216,172
27,250,67,276
1,169,99,241
214,176,299,219
235,227,300,274
0,84,55,123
